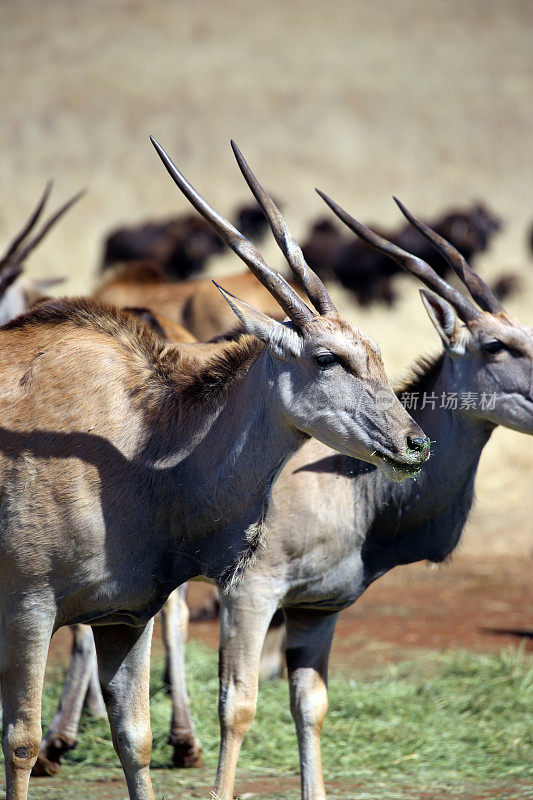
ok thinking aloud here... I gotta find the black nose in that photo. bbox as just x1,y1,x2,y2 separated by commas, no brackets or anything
407,435,430,454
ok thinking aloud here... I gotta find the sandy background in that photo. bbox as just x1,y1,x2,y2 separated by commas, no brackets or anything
1,0,532,556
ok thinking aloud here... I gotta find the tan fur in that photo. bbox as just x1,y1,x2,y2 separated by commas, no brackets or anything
98,261,167,286
123,307,197,343
94,269,297,340
3,297,265,419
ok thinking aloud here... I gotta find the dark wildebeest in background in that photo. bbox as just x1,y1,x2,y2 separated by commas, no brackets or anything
101,213,225,279
101,202,270,281
490,272,523,302
302,202,502,306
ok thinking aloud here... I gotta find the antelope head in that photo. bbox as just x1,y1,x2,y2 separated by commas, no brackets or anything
151,138,430,480
318,192,533,436
0,183,84,325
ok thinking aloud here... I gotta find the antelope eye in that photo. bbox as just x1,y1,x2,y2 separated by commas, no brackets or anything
315,352,340,368
483,340,506,354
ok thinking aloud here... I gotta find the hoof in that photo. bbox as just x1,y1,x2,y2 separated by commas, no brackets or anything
168,735,203,768
31,754,61,778
31,737,76,778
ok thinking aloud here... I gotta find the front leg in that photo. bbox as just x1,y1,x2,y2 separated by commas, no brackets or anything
214,588,279,800
284,608,338,800
160,584,203,767
93,620,155,800
1,603,55,800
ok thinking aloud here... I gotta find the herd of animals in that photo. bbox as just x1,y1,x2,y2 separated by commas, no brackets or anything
0,137,531,800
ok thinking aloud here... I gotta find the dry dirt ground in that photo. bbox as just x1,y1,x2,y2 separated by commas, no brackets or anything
24,772,533,800
1,1,532,798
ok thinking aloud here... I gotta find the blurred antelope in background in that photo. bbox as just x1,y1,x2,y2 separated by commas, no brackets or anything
0,183,83,323
94,261,304,340
94,199,504,338
0,138,429,800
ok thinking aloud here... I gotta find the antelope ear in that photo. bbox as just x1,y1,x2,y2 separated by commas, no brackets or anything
419,288,463,351
214,282,302,358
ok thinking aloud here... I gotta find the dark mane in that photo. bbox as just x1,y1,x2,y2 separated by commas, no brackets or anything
3,297,264,411
178,335,264,406
394,351,445,398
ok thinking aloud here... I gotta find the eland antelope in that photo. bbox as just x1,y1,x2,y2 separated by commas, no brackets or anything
0,140,429,800
209,195,532,800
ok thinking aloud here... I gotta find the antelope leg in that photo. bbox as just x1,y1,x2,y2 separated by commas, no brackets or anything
284,608,338,800
93,619,155,800
258,609,286,680
213,589,279,799
33,623,97,776
83,647,106,717
160,584,203,767
1,603,55,800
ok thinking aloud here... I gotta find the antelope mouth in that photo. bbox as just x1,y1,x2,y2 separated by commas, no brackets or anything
376,453,425,481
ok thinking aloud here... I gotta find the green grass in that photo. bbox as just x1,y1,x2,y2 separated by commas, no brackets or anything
1,645,532,798
32,643,532,793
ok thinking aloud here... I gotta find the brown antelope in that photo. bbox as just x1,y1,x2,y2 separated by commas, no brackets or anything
94,265,302,340
32,310,273,777
33,313,204,777
0,139,429,800
1,190,208,776
0,183,83,324
34,300,208,776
